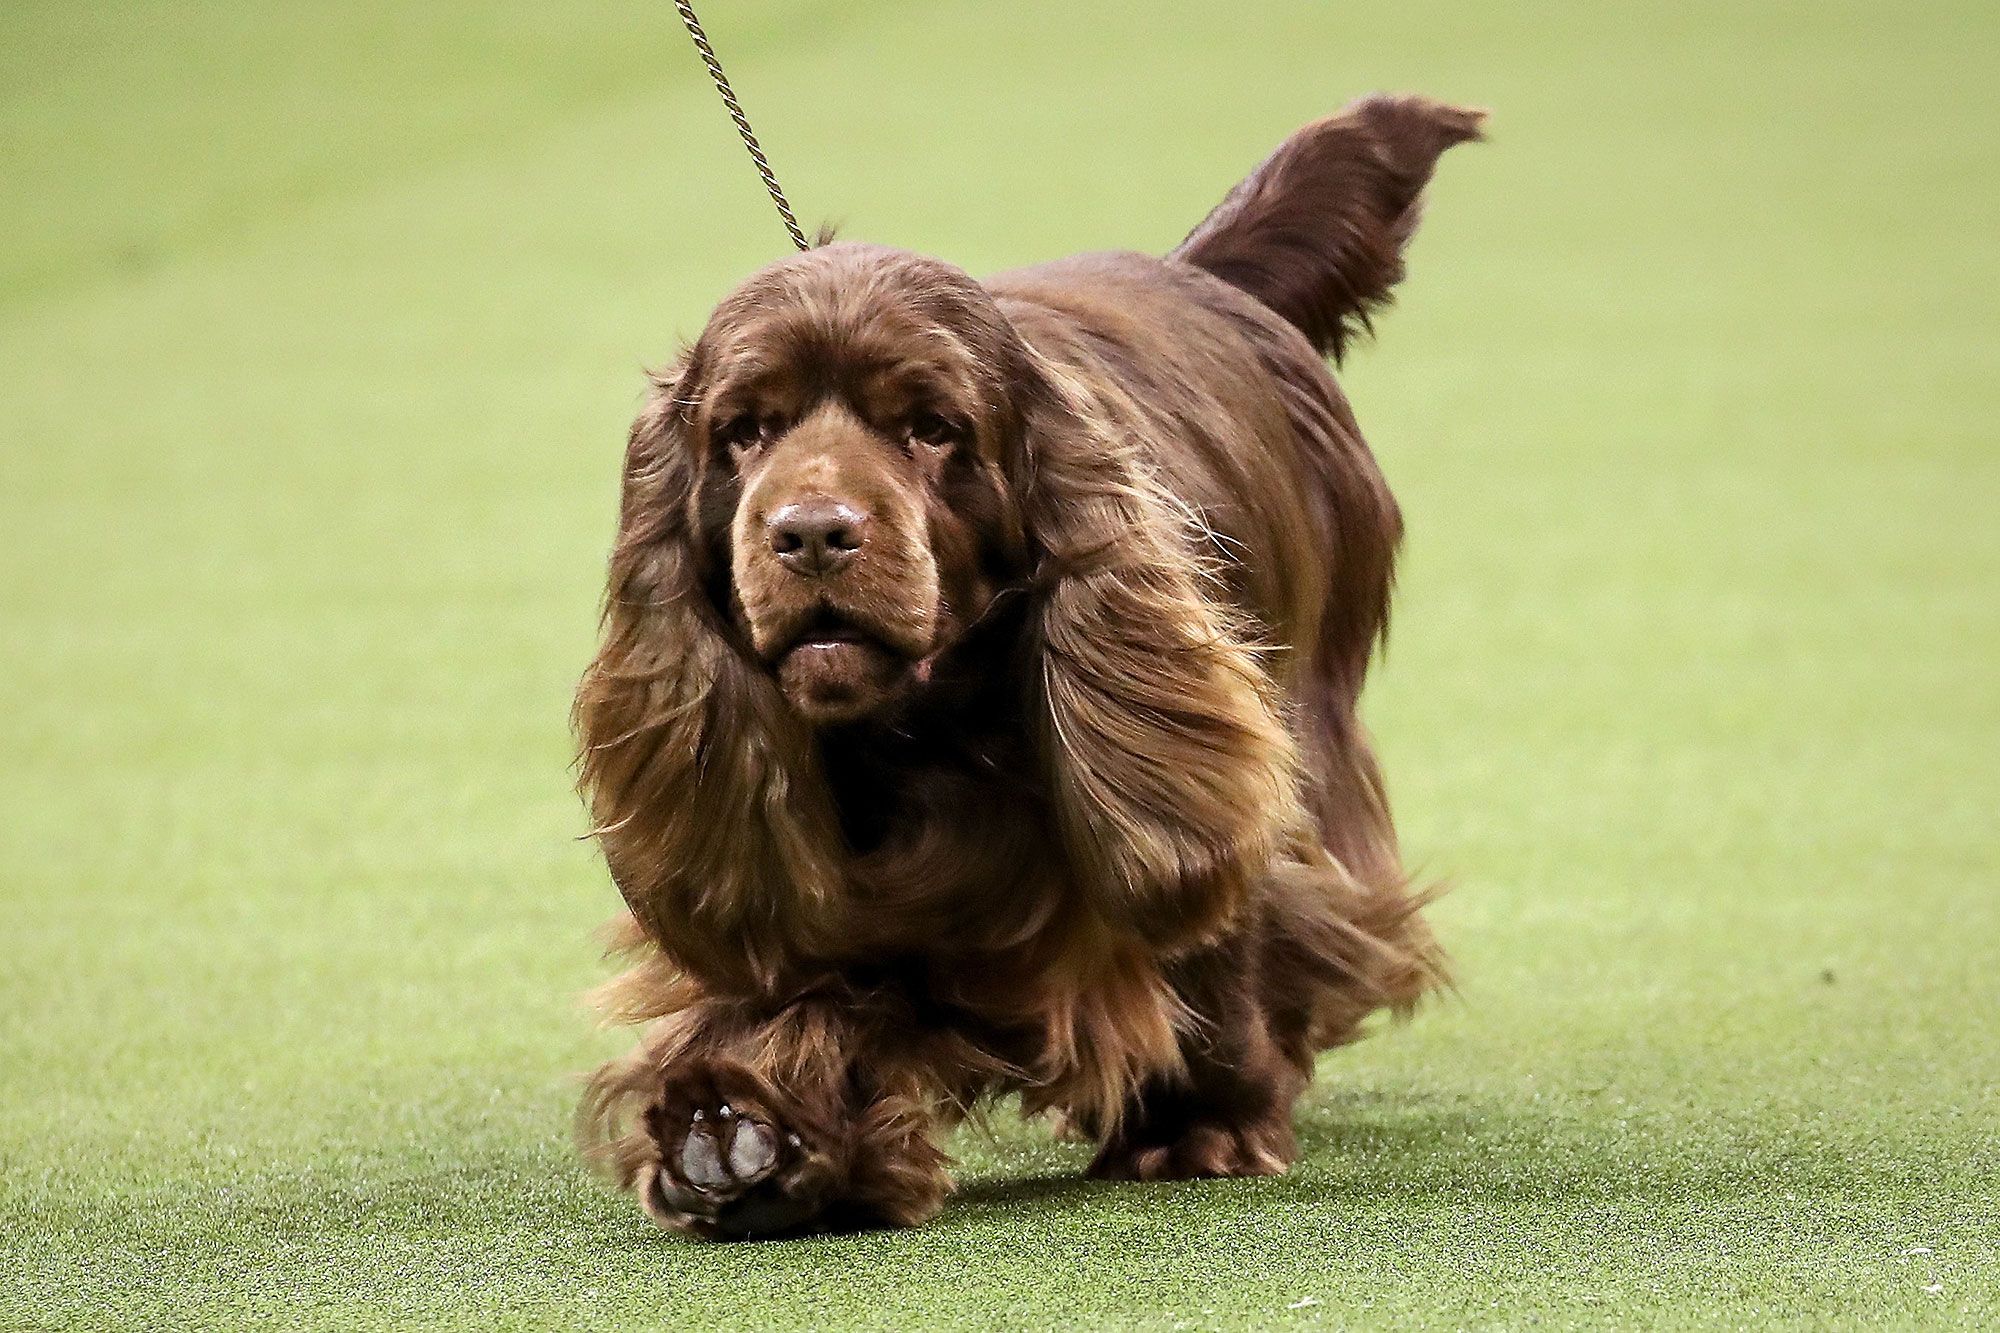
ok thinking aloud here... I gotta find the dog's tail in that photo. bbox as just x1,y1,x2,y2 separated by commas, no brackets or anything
1171,95,1485,361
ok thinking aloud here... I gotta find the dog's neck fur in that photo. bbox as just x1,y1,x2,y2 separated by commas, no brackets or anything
814,596,1037,850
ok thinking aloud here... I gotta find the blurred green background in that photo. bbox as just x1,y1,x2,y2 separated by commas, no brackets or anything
3,1,1995,1328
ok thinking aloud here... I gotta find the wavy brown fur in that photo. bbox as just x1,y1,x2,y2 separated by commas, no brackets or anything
574,95,1479,1237
1175,94,1487,362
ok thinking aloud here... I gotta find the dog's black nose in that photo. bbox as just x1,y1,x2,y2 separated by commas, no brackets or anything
767,498,867,576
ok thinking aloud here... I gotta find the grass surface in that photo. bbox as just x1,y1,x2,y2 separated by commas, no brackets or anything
3,1,1997,1328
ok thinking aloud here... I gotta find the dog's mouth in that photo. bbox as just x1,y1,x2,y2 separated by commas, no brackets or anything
768,606,911,658
782,609,879,654
768,608,921,723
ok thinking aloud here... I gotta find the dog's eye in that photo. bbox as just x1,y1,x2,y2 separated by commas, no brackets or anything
716,413,775,452
906,411,966,450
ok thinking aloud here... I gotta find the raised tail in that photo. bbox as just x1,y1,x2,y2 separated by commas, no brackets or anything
1171,94,1485,361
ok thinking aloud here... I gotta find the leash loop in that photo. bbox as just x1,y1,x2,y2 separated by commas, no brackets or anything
671,0,811,252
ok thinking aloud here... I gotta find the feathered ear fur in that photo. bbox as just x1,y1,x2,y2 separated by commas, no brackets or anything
574,367,843,991
1016,361,1306,948
1173,93,1485,361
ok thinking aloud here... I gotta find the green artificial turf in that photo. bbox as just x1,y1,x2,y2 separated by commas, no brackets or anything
3,1,1996,1327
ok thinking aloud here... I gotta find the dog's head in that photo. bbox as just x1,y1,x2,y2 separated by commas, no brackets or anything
659,244,1030,723
580,241,1297,968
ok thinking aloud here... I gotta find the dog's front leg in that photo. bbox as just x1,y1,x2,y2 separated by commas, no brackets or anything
608,994,953,1240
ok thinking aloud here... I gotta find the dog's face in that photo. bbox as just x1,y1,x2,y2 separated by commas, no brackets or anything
676,246,1029,724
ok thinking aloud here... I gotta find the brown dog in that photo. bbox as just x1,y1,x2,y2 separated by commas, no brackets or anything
575,94,1482,1238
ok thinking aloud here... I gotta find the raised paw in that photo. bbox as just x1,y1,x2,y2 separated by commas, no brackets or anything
638,1061,840,1239
1087,1117,1296,1182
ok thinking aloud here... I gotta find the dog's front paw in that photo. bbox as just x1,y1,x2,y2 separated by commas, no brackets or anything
638,1060,840,1239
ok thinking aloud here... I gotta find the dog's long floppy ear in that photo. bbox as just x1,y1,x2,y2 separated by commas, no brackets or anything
1015,362,1305,948
574,363,843,990
1173,93,1485,361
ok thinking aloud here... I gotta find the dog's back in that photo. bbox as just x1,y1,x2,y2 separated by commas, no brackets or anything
992,96,1479,892
994,94,1481,654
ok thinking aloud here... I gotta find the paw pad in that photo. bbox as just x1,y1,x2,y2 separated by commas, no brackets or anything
679,1113,781,1192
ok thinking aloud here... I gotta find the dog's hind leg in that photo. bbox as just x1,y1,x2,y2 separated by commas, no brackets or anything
1085,921,1310,1180
1083,852,1438,1181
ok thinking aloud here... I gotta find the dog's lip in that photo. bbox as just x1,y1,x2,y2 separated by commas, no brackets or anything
772,609,909,660
793,625,867,649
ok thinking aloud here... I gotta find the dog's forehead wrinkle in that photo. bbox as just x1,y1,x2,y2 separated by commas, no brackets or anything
701,334,785,406
720,334,993,434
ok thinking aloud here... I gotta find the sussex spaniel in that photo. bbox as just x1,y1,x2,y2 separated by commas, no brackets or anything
576,94,1482,1238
